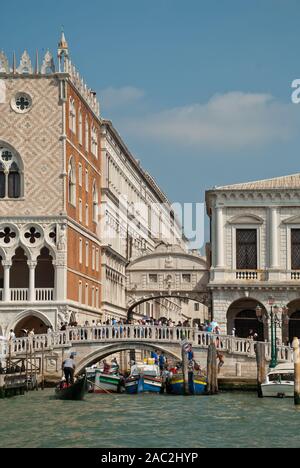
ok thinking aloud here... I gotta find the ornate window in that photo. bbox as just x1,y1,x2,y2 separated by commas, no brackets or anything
69,98,76,133
68,157,76,206
236,229,257,270
291,229,300,270
78,110,83,144
0,145,23,199
85,118,89,152
91,126,98,157
92,182,98,222
11,92,32,114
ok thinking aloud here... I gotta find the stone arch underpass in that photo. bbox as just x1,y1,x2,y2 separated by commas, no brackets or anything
75,341,182,375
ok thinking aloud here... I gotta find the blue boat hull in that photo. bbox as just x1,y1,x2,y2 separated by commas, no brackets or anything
168,374,207,395
125,376,162,394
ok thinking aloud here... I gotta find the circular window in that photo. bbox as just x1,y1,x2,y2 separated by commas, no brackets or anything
11,92,32,114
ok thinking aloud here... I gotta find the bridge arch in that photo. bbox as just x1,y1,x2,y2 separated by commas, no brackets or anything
127,293,208,321
76,342,181,374
8,309,53,337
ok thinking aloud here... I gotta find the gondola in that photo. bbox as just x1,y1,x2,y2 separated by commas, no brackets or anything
55,375,87,401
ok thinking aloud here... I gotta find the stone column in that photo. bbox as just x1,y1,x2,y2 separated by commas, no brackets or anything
270,207,279,269
215,207,225,268
54,258,67,302
28,261,37,302
2,260,11,302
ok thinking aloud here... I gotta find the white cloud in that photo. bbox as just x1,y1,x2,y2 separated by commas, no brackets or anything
100,86,145,110
122,92,299,151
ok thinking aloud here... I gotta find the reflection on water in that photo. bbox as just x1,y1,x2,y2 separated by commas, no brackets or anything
0,390,299,448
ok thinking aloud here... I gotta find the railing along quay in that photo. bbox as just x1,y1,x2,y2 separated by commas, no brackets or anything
0,326,293,363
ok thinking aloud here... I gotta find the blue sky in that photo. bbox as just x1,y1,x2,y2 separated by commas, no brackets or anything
2,0,300,204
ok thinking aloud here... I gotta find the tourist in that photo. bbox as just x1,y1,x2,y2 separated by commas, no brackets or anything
232,328,236,337
159,352,166,372
8,329,15,341
151,350,159,366
217,352,225,374
62,354,76,386
111,358,120,374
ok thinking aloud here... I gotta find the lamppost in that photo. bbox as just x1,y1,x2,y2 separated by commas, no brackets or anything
256,297,289,369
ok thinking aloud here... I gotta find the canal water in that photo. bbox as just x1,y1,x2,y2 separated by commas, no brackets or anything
0,390,299,448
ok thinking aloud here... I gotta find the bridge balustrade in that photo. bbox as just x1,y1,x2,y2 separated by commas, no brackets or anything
0,326,293,364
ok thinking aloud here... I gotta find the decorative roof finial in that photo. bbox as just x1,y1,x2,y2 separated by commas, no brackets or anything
12,52,16,74
58,28,69,73
35,50,39,74
58,27,69,55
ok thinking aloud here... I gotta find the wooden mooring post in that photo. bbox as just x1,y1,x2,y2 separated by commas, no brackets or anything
207,342,218,395
181,344,191,396
293,337,300,406
255,342,266,398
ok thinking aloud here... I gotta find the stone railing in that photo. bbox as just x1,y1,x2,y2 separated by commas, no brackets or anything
0,326,292,364
291,271,300,280
10,288,29,302
35,288,54,302
235,270,264,281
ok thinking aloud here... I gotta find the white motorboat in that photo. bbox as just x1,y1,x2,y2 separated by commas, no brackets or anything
261,363,294,398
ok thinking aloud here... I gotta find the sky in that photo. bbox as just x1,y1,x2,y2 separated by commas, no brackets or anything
2,0,300,206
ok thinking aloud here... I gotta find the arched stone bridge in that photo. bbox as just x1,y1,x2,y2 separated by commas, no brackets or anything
126,243,210,318
1,326,292,380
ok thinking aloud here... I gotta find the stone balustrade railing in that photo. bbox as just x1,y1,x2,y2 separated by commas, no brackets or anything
0,326,293,363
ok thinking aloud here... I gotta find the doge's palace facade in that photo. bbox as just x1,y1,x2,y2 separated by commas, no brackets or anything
0,35,102,336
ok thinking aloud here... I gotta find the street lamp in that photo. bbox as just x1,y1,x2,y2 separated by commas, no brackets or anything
256,297,289,369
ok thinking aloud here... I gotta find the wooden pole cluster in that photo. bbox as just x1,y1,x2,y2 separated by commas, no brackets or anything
255,342,266,398
181,345,191,396
293,337,300,406
207,342,218,395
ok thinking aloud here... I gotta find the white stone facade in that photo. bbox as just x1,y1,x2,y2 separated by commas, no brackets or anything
206,174,300,342
101,121,189,321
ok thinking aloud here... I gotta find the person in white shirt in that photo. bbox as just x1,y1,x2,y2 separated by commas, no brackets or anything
9,330,16,341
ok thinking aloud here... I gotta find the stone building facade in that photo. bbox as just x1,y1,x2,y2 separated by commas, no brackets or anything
206,174,300,343
100,120,194,322
0,35,101,336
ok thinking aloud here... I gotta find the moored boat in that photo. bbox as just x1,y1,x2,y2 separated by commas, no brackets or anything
55,375,87,401
167,373,207,395
261,363,294,398
125,362,162,394
94,370,123,394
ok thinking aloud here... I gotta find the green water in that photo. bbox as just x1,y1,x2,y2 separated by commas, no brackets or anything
0,390,300,448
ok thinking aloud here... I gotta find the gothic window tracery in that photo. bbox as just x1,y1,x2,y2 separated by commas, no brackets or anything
0,146,23,199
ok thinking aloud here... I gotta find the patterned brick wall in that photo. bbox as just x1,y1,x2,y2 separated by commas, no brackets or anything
0,77,64,216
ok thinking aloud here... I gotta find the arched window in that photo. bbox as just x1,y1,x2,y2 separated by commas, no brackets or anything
78,110,83,144
0,144,23,199
8,162,20,198
93,182,98,222
69,98,76,133
91,126,98,157
0,163,5,199
68,157,76,206
85,117,89,152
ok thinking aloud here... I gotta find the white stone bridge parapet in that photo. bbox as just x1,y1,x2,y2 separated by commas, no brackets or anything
1,326,293,379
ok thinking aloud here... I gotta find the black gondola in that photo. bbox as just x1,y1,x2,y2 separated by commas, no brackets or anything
55,376,87,401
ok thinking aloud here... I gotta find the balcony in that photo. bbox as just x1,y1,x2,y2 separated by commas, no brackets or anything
0,288,55,303
291,271,300,281
235,270,265,281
